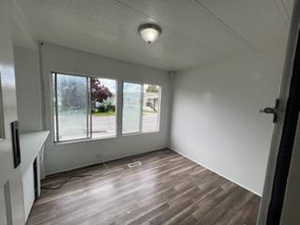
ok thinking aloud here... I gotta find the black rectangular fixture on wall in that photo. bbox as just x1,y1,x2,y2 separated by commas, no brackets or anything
11,121,21,168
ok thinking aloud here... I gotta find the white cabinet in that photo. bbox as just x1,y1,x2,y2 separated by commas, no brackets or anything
20,131,49,223
22,165,35,221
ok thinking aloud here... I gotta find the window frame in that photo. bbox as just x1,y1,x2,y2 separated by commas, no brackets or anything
52,72,91,143
90,77,118,140
142,83,162,133
121,81,143,136
50,72,162,144
121,81,162,136
51,72,118,143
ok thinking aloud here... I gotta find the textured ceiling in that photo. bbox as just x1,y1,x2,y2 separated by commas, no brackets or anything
15,0,292,71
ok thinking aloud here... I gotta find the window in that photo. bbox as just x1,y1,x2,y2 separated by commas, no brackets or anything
91,78,117,138
122,82,142,134
52,72,162,143
52,73,117,142
122,82,161,134
53,74,89,142
142,84,161,132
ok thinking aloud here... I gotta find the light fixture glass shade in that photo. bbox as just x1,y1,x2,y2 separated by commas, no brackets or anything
138,23,162,44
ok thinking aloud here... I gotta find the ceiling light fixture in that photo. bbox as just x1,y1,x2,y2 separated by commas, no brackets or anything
138,23,162,44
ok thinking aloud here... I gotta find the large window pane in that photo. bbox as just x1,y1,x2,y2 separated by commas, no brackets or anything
142,84,161,132
91,78,117,138
122,82,142,134
55,74,89,141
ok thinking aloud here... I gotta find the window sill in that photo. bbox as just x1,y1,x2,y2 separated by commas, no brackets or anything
53,131,160,145
121,130,160,137
54,135,117,145
142,130,160,134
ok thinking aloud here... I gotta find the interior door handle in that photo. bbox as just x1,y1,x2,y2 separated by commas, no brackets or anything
260,107,277,114
260,99,279,123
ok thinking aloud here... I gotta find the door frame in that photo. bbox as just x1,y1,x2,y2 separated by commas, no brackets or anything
258,1,300,224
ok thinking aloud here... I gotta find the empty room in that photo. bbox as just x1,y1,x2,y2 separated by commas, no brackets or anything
1,0,300,225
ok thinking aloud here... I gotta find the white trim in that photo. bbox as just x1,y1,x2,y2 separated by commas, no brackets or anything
170,147,261,197
0,72,5,140
54,135,117,146
139,83,144,132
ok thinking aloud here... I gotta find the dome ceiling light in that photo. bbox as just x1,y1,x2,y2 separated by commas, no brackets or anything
138,23,162,44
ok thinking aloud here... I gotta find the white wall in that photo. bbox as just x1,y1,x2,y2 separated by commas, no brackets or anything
14,46,43,133
0,0,27,224
41,43,172,175
170,48,287,195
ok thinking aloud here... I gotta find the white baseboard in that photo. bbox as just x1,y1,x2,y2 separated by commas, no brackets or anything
169,146,261,197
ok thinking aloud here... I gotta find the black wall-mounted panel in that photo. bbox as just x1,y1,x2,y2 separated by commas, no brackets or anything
11,121,21,168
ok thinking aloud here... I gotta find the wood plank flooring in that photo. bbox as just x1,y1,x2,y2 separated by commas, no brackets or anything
26,149,260,225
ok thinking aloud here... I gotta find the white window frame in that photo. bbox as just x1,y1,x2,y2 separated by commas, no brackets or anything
90,77,118,140
121,81,161,136
52,72,118,143
50,73,162,144
121,81,143,136
142,83,161,133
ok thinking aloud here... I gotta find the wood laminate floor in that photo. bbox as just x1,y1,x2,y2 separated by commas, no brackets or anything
27,149,260,225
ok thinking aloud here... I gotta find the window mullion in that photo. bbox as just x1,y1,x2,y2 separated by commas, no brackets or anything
139,84,144,133
54,73,59,142
90,78,92,138
87,77,92,139
117,81,123,136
